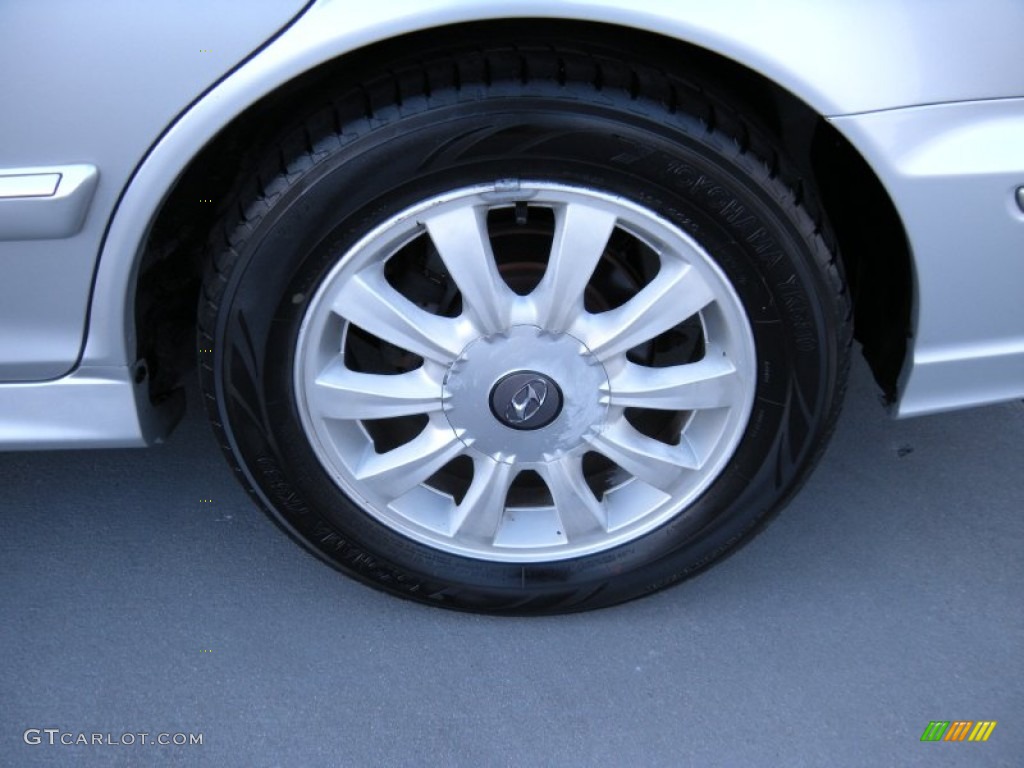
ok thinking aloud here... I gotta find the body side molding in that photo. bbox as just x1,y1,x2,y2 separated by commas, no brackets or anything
0,165,99,241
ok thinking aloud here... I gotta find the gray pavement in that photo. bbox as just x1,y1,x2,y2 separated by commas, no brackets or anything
1,356,1022,767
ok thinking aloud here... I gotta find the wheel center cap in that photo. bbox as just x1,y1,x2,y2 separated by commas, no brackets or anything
442,325,609,464
490,371,563,430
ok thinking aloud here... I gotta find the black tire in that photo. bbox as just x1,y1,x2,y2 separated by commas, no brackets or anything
198,43,851,614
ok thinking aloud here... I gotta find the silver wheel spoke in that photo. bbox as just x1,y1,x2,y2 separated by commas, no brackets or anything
538,456,608,539
424,206,512,334
587,417,700,491
605,355,741,411
451,458,515,540
579,260,715,360
354,420,467,499
531,202,617,331
311,362,442,420
332,268,463,363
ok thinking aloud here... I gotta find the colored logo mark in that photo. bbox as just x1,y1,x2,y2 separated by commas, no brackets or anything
920,721,996,742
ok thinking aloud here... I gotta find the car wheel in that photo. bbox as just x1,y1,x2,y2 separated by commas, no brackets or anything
198,44,851,614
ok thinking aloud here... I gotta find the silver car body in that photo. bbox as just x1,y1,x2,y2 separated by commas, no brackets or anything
1,0,1022,449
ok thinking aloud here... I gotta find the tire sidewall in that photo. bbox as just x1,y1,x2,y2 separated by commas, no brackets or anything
213,95,841,609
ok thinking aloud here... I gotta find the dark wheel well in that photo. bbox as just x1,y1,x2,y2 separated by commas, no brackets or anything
134,18,911,409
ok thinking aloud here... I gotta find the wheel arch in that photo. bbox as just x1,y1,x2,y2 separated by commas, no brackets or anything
100,16,910,410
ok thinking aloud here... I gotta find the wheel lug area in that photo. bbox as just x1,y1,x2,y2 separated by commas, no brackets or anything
442,325,609,465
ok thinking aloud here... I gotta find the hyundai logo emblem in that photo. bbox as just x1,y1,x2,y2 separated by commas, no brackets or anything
505,379,548,425
489,371,563,431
